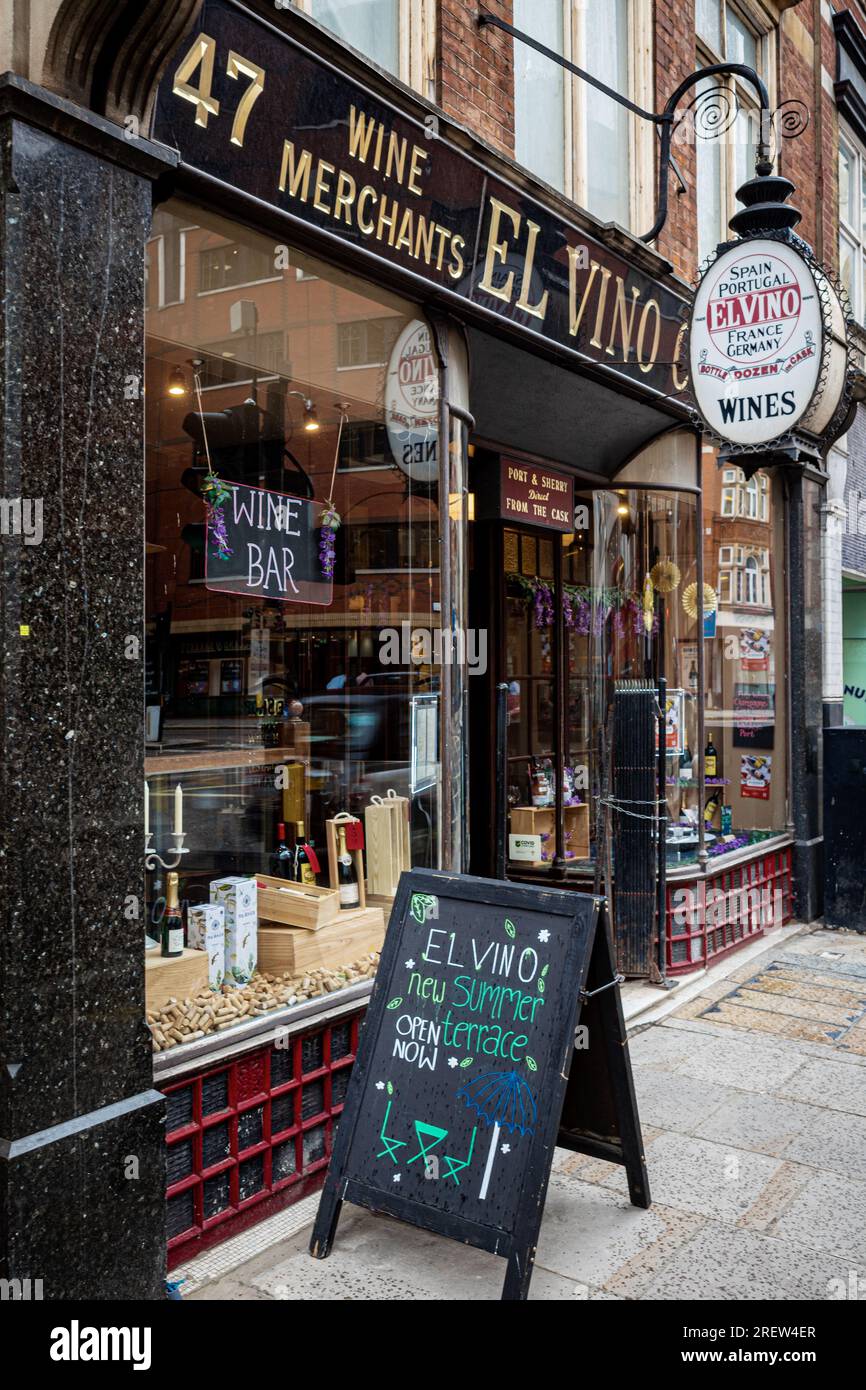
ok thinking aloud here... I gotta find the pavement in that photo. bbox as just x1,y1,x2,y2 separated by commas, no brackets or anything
185,924,866,1301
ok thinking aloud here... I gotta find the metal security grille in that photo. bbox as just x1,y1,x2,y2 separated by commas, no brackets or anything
612,682,659,976
162,1011,362,1266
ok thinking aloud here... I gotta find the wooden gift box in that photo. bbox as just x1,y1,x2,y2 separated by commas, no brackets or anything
257,905,385,975
508,803,590,866
145,945,209,1014
256,874,340,931
364,791,411,896
325,814,366,910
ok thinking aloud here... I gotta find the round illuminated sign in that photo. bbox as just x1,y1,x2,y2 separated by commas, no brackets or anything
689,239,823,445
385,319,439,484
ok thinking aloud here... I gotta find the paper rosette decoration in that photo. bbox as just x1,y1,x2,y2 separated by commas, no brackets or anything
681,582,718,620
649,559,681,594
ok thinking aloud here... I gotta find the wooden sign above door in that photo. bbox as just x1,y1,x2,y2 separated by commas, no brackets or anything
477,457,576,532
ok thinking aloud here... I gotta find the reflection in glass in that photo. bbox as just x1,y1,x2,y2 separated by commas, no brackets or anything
145,201,441,918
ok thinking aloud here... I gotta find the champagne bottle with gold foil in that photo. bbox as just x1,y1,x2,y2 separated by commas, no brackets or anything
337,823,360,910
161,871,184,957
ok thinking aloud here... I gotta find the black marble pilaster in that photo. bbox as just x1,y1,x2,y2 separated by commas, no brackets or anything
0,76,176,1299
787,472,825,922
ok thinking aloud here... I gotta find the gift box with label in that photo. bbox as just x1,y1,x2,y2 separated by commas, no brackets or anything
186,902,225,990
209,876,257,987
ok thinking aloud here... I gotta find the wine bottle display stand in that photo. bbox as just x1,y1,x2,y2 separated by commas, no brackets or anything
257,875,341,931
325,816,367,910
508,804,590,865
145,946,210,1014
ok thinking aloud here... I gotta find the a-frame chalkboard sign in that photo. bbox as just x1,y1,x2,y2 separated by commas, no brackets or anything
310,870,649,1300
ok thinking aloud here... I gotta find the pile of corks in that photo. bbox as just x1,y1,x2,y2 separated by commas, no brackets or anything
148,953,380,1052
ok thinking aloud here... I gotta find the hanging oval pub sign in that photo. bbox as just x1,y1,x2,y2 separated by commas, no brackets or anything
689,237,849,450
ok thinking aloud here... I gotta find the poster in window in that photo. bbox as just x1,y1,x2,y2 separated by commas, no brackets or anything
733,683,775,750
739,628,770,671
680,642,699,693
655,688,685,756
740,754,772,800
410,694,439,793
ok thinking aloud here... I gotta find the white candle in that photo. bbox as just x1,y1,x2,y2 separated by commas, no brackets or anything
174,783,183,835
144,779,150,836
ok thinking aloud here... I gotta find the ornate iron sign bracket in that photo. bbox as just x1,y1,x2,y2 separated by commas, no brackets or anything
477,9,770,244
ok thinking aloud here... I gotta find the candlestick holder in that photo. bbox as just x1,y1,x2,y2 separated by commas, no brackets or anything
145,831,189,872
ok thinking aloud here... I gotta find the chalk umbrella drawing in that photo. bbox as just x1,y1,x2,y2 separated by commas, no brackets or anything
456,1069,537,1200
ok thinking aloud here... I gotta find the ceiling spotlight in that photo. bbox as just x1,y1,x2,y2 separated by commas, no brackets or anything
167,366,187,397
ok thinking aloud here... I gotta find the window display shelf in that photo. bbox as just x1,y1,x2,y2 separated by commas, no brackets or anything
145,745,307,776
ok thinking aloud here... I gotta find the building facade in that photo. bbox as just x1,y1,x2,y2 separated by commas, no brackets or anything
0,0,848,1295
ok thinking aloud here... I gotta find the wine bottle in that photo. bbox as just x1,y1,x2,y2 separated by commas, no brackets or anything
161,871,184,958
337,823,360,910
269,821,295,880
703,792,721,827
704,735,718,778
680,747,693,783
294,821,318,886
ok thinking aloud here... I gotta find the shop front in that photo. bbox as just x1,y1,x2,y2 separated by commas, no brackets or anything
0,0,808,1294
133,0,801,1264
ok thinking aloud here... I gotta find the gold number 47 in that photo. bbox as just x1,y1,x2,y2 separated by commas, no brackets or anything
172,32,265,148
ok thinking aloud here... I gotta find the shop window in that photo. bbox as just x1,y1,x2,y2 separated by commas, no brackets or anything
512,0,652,232
337,317,401,369
839,124,866,324
145,201,443,1056
718,466,770,521
199,240,278,292
147,221,187,307
296,0,435,98
696,2,775,264
499,487,701,870
703,463,787,855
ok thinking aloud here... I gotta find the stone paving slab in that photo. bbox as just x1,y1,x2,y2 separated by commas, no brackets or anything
729,985,864,1027
691,1089,823,1157
630,1066,735,1134
778,1054,866,1115
597,1130,783,1223
609,1220,866,1302
699,999,851,1045
780,1108,866,1177
763,1167,866,1264
742,972,866,1010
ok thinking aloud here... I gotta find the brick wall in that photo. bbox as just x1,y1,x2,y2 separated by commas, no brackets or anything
438,0,515,155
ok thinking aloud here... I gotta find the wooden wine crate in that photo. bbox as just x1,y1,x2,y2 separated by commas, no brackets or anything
508,803,590,865
256,875,340,931
145,946,209,1014
257,905,385,976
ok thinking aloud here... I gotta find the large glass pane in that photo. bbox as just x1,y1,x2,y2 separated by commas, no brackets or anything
734,101,757,204
697,0,722,52
584,0,630,226
726,5,758,71
696,78,723,263
145,202,441,1037
839,231,857,317
702,466,788,853
513,0,566,192
311,0,399,77
839,142,855,227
